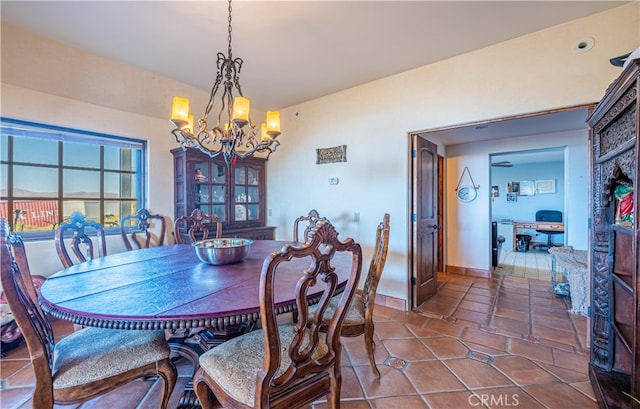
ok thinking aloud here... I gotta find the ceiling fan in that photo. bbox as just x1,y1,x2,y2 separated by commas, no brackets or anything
491,161,513,167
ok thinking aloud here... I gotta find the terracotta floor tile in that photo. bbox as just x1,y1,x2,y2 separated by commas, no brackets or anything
507,338,554,364
523,383,597,408
343,337,389,367
453,307,490,325
462,292,495,305
492,355,558,385
494,306,530,322
458,300,494,313
444,358,515,389
423,390,487,409
383,338,436,361
405,360,467,394
1,273,599,409
421,317,464,338
552,348,590,373
536,362,589,383
460,327,507,352
313,399,371,409
354,365,416,399
490,316,531,338
368,395,428,408
421,337,469,359
532,324,580,348
472,386,545,409
371,321,415,339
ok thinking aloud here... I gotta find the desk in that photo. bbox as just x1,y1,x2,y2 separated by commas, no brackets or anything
40,241,352,332
512,221,564,250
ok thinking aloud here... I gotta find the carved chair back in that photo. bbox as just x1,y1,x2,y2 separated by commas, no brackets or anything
173,208,222,244
193,221,363,409
1,218,177,408
120,208,167,250
54,212,107,268
292,209,329,243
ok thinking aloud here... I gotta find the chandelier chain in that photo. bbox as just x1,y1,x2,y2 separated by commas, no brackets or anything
227,0,233,57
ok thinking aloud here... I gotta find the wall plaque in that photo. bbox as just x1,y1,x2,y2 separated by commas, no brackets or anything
316,145,347,164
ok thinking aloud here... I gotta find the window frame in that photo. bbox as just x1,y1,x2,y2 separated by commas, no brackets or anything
1,117,147,241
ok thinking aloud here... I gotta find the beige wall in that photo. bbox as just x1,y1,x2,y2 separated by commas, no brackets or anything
2,3,639,308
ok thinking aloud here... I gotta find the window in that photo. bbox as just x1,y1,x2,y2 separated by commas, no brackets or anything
1,117,146,239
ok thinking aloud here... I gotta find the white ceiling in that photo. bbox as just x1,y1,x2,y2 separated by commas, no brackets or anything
0,1,627,146
1,1,628,109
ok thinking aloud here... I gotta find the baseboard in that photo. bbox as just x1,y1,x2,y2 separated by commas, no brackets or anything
445,264,491,278
374,292,406,311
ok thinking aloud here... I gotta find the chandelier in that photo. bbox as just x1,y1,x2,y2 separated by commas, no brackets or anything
170,0,281,166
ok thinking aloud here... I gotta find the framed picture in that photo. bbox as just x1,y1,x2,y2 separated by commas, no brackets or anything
511,181,520,195
507,192,517,202
519,180,535,196
491,185,500,197
535,179,556,194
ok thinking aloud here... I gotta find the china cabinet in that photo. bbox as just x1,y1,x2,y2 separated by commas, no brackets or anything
171,148,275,241
588,59,639,409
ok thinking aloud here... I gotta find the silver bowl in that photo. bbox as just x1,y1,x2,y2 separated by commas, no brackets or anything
192,238,254,265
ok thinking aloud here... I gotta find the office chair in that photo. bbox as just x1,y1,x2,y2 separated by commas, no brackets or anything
535,210,562,251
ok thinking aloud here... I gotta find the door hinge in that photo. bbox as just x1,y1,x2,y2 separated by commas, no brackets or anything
412,213,417,222
412,149,417,158
411,276,417,285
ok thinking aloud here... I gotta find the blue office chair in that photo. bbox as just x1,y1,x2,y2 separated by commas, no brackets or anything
535,210,562,251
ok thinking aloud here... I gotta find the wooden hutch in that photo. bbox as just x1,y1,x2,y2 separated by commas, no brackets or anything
172,147,275,241
588,58,640,409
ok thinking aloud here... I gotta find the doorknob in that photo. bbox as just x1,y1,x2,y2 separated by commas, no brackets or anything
432,224,442,230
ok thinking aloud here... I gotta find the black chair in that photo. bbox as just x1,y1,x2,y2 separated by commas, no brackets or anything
535,210,562,251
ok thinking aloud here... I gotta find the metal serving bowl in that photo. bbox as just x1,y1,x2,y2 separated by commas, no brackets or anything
192,238,254,265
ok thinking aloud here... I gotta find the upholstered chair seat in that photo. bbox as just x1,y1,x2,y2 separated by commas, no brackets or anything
308,293,366,328
198,324,328,407
52,327,170,389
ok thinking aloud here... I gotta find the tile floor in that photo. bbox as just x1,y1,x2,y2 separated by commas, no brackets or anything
494,249,553,281
0,272,595,409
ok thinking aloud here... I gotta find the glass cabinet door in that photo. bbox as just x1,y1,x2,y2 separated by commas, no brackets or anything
194,161,227,222
234,166,260,223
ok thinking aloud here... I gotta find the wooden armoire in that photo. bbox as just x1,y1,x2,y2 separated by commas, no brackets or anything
588,58,640,409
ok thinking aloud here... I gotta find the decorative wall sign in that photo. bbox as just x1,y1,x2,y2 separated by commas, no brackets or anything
316,145,347,164
535,179,556,194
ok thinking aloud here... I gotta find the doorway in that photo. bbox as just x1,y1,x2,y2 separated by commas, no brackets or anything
408,104,592,310
490,147,566,281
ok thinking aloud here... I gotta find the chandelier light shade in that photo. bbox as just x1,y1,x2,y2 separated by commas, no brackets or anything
170,0,281,165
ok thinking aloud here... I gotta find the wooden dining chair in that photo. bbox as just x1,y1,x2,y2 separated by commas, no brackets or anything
0,219,177,409
173,208,222,244
193,221,363,409
310,213,390,378
292,209,329,242
54,212,107,268
120,208,168,250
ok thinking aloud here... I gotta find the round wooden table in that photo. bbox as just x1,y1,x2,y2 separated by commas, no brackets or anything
40,241,352,332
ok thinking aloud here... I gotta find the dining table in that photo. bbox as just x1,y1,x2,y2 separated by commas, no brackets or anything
39,240,354,408
39,240,352,332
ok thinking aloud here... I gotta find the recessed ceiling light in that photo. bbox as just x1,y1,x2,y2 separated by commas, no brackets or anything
572,37,595,54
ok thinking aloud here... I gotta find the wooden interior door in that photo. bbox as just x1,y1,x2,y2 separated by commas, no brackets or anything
411,135,439,308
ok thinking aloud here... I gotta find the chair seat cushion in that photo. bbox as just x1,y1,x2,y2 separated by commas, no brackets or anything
52,327,170,389
199,323,328,407
309,293,365,327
